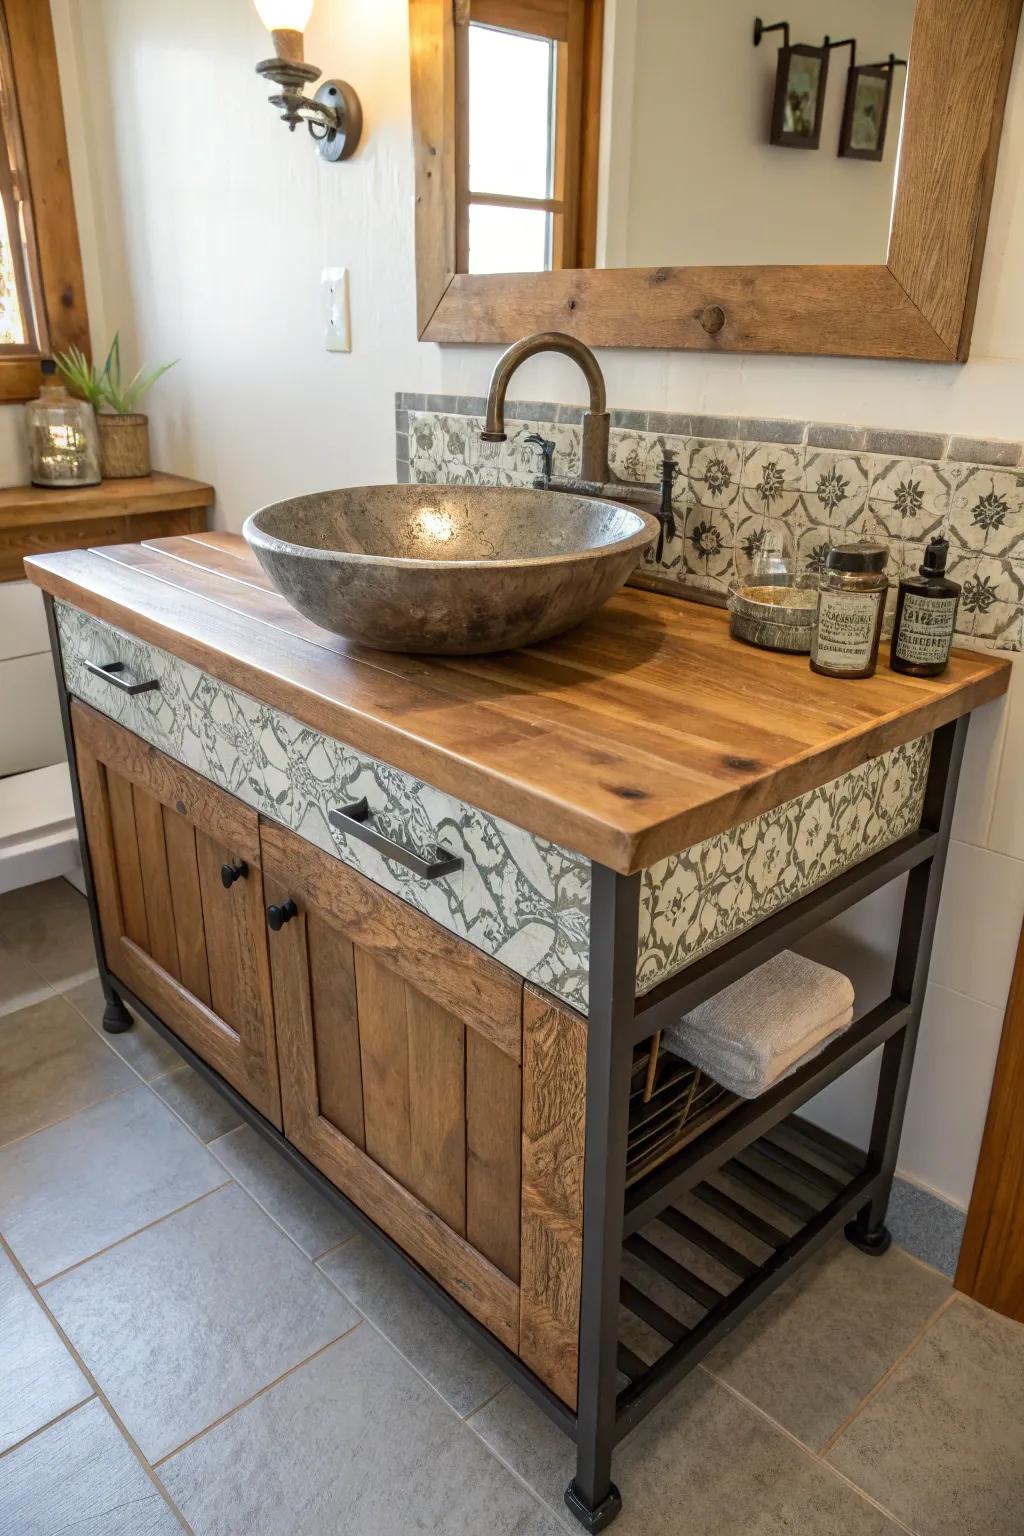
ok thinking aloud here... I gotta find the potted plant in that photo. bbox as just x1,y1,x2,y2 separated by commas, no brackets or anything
55,334,176,479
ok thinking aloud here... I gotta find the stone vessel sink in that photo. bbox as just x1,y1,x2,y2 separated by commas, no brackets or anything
243,484,658,655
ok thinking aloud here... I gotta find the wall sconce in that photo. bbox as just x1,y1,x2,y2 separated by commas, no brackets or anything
839,54,908,162
754,18,830,150
252,0,362,162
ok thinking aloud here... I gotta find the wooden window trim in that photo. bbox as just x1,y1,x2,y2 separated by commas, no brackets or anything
0,0,89,401
410,0,1021,361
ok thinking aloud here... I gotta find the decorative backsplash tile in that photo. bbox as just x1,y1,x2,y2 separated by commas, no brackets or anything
397,393,1023,652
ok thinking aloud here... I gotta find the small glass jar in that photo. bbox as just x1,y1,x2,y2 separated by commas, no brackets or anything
25,360,101,488
810,543,889,679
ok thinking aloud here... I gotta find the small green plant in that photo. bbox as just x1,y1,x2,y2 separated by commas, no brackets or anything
97,333,177,414
55,332,177,414
53,344,105,408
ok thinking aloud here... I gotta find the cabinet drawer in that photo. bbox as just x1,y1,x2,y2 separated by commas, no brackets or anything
56,600,591,1011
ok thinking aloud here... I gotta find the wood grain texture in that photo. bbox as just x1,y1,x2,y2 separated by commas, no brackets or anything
260,818,521,1057
307,912,365,1147
407,987,467,1235
39,541,1011,874
520,984,586,1407
106,769,148,951
162,806,211,1006
356,949,414,1189
132,783,179,977
956,920,1024,1320
889,0,1023,359
410,0,1021,361
466,1030,522,1282
0,0,89,396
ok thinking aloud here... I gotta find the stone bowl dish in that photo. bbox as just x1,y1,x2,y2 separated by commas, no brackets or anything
243,484,659,654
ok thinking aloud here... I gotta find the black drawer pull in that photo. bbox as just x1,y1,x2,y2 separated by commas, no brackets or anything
221,860,249,888
83,659,160,696
267,899,298,931
328,797,463,881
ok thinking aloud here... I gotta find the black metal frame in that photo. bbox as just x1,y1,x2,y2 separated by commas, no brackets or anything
45,593,969,1533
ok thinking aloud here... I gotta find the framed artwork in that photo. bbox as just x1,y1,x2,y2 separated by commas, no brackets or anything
840,60,901,160
770,43,830,149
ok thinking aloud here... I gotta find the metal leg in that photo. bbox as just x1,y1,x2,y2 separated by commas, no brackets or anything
567,866,642,1531
846,717,969,1252
102,991,133,1034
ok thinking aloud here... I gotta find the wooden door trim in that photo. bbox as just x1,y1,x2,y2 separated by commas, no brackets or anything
410,0,1023,360
259,817,522,1062
956,918,1024,1319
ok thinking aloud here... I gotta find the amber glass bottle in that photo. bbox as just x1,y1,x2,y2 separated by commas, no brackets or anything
890,536,961,677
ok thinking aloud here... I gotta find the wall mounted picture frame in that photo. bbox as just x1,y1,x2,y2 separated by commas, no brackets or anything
770,42,830,149
839,57,904,160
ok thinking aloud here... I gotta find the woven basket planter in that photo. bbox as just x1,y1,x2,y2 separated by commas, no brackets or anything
97,413,151,478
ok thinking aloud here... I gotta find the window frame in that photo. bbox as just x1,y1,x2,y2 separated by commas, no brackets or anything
0,0,89,401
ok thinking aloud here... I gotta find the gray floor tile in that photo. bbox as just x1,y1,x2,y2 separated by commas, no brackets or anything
161,1324,560,1536
63,976,181,1081
152,1066,243,1143
704,1238,950,1448
44,1182,360,1463
319,1235,506,1416
0,1397,184,1535
0,938,54,1019
0,1246,90,1454
828,1296,1024,1536
470,1374,902,1536
0,994,135,1147
1,889,98,993
210,1123,353,1258
0,877,88,925
0,1084,227,1281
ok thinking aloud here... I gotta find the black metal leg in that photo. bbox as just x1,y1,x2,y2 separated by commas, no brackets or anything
101,990,133,1033
846,718,969,1252
567,866,642,1531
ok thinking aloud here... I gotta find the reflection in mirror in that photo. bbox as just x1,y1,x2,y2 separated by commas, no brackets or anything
457,1,915,276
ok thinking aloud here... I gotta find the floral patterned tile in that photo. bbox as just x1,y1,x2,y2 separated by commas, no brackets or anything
802,451,871,529
793,524,835,578
687,440,742,508
740,444,804,518
867,457,953,540
682,503,735,592
949,465,1024,557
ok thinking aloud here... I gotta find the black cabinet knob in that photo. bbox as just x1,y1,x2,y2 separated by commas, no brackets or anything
267,899,298,931
220,860,249,888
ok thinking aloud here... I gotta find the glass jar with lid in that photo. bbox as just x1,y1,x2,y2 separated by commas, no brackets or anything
810,543,889,679
25,359,101,487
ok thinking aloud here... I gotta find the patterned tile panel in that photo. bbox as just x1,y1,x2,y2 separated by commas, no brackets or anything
404,400,1023,650
56,602,592,1011
637,733,932,996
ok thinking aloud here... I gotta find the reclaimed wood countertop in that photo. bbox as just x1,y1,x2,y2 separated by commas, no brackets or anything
25,532,1010,874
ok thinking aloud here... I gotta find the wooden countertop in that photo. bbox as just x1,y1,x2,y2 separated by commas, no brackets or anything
25,533,1009,874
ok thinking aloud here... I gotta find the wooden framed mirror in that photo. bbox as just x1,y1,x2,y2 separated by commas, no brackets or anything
410,0,1022,361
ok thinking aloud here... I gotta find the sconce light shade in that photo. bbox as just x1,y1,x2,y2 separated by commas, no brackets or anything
253,0,314,32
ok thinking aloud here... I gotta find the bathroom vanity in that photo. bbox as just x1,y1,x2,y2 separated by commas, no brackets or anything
26,534,1008,1530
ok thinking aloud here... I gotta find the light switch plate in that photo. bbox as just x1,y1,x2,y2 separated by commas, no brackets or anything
322,266,350,352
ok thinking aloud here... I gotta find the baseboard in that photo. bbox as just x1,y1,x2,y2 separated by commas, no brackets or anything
888,1177,967,1278
0,761,80,894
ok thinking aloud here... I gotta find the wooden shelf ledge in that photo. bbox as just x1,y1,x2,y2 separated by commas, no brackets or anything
2,473,214,582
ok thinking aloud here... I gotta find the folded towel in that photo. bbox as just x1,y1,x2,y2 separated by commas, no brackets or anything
664,951,855,1099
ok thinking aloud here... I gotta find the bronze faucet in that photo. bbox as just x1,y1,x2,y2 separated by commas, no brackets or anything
481,330,676,561
481,331,611,484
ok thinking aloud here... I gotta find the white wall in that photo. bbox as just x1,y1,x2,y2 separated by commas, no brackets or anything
44,0,1024,1213
603,0,914,268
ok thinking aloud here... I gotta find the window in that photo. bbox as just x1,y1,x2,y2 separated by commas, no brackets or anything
456,0,601,274
0,0,89,400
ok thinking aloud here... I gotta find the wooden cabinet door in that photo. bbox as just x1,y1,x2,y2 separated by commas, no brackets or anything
71,700,282,1128
261,818,523,1350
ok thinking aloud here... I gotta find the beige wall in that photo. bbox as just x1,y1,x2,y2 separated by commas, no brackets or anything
602,0,915,268
27,0,1024,1212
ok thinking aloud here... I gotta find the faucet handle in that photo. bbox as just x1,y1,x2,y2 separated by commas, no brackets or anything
525,432,556,486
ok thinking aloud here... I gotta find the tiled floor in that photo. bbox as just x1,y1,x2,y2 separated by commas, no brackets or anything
2,879,1023,1536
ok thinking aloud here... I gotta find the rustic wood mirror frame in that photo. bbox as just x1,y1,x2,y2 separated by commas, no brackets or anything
410,0,1022,362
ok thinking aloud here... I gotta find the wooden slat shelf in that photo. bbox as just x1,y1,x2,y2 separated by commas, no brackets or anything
3,473,214,582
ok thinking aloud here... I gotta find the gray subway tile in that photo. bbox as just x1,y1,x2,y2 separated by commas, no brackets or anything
505,398,558,423
807,423,869,451
395,432,408,463
611,408,650,431
396,462,411,484
737,416,806,445
947,435,1022,468
425,392,456,414
398,391,426,411
394,408,408,434
691,414,739,440
647,410,690,436
455,394,487,417
555,402,584,424
865,427,948,460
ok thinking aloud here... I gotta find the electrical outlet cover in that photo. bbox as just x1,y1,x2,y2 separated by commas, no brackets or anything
322,266,350,352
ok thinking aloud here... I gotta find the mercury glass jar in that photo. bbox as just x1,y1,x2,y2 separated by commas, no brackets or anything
26,360,101,487
810,543,889,679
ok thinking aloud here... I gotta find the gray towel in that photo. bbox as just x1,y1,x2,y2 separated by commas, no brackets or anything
664,950,855,1098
